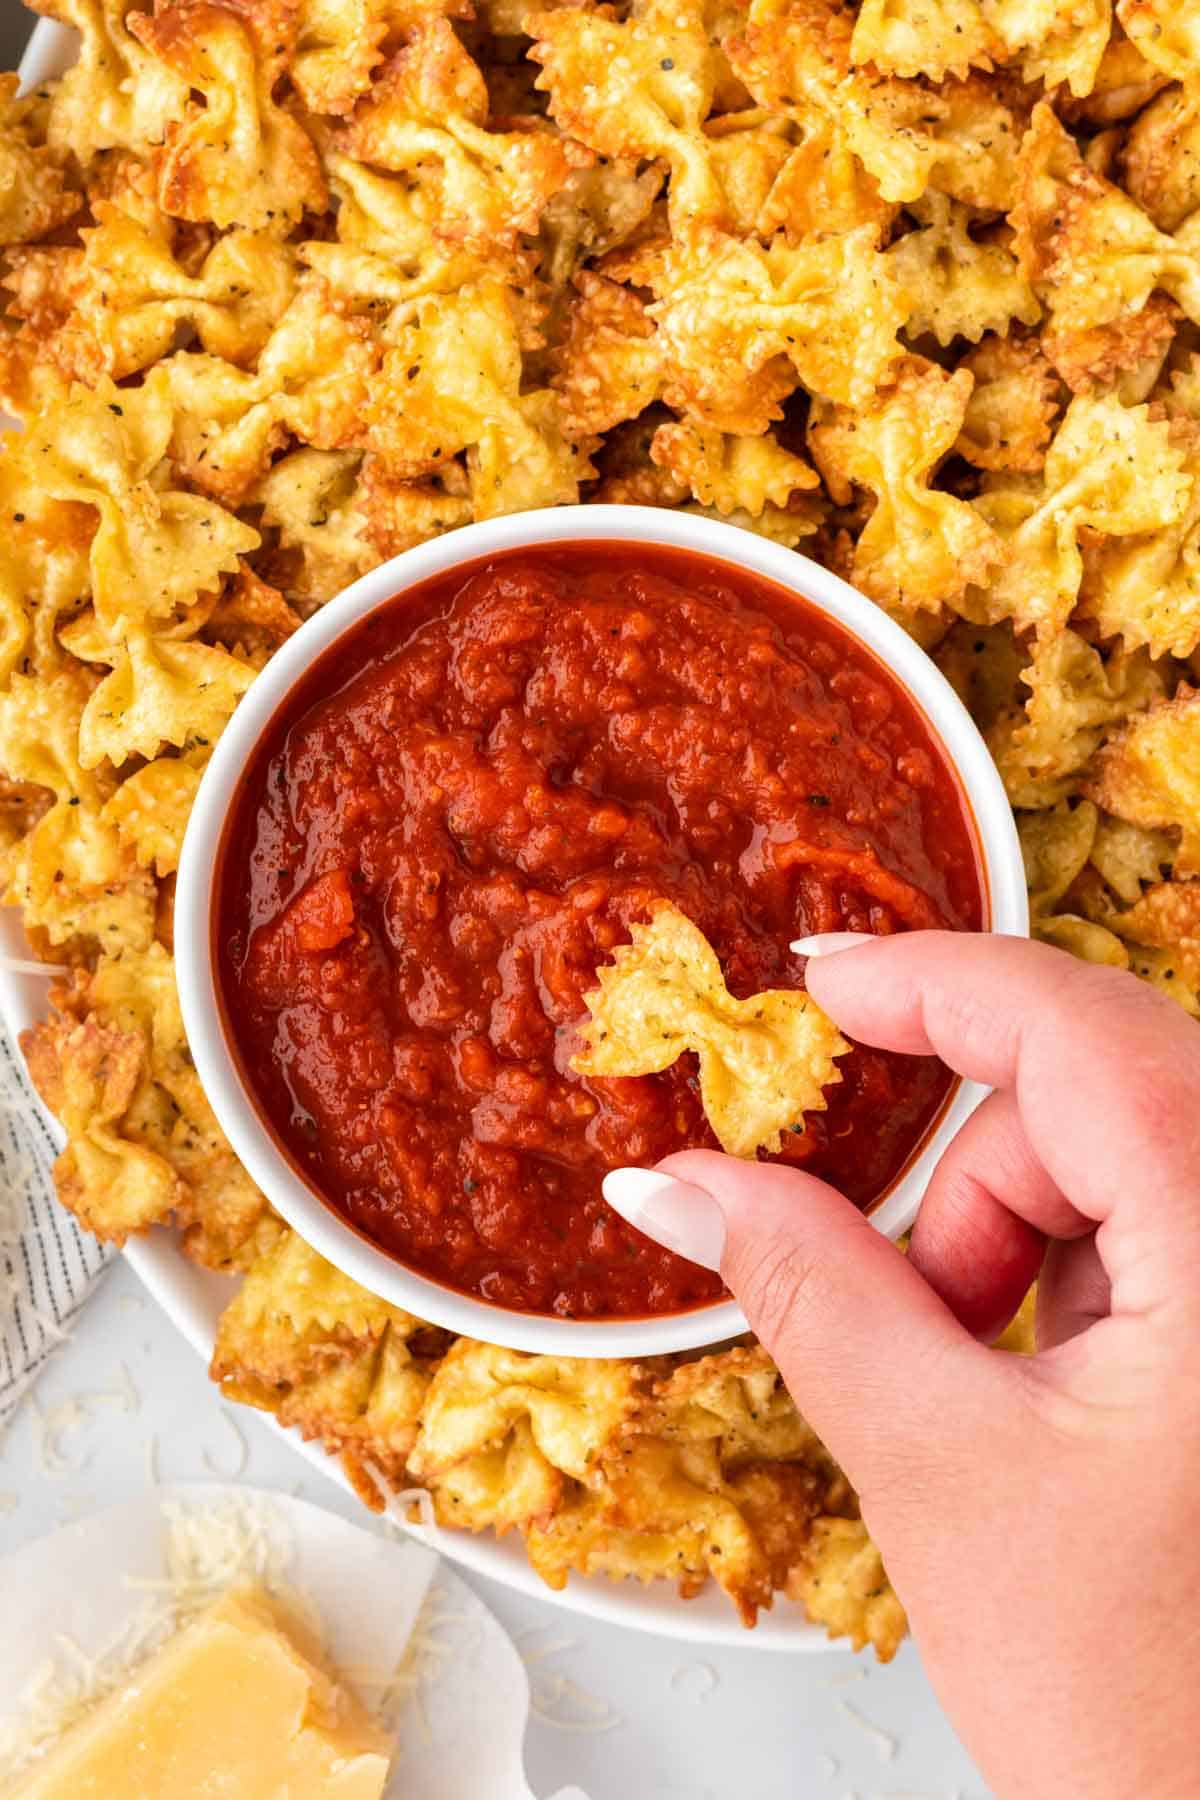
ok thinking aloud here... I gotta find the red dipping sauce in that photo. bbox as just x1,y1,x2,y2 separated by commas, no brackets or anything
216,544,983,1319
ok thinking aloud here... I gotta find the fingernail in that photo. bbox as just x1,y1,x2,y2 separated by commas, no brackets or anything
790,931,876,957
601,1168,726,1270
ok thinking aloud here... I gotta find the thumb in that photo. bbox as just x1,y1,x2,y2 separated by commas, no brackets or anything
604,1148,1006,1501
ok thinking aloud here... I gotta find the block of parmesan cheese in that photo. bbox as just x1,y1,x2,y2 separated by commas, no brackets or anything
9,1584,394,1799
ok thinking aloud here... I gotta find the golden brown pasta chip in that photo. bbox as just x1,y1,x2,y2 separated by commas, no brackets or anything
573,902,848,1157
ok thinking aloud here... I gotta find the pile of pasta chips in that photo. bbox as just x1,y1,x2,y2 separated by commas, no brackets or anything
1,0,1197,1649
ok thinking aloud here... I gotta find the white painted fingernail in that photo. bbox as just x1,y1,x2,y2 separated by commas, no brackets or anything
790,931,876,957
601,1168,726,1271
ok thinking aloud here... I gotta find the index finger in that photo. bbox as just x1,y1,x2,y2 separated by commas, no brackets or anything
802,932,1200,1250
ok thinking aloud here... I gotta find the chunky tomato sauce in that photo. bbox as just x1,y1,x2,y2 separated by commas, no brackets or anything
217,545,983,1318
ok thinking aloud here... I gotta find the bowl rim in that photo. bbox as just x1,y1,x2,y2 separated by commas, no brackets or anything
176,504,1029,1357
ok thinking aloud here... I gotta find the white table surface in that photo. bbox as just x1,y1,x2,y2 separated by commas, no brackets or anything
0,1255,989,1800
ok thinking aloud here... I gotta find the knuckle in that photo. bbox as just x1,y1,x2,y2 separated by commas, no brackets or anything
725,1229,831,1357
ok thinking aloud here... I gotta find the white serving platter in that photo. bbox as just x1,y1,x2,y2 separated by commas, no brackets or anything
1,15,841,1653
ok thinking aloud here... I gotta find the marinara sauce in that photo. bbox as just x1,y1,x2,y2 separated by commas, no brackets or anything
217,544,983,1319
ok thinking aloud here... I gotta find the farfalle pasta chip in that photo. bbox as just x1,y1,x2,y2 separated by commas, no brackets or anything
650,420,819,515
809,357,1003,613
530,0,724,230
346,19,586,245
646,224,907,423
1087,687,1200,874
129,0,328,229
888,197,1040,346
969,391,1191,638
573,901,848,1157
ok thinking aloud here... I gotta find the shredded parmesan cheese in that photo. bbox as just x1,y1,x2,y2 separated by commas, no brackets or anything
668,1661,719,1703
200,1411,249,1480
0,1495,321,1783
32,1366,141,1476
835,1697,899,1765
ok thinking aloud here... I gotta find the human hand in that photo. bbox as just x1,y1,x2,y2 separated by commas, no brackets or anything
603,932,1200,1800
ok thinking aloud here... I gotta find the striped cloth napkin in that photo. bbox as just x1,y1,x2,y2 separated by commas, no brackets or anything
0,1027,111,1434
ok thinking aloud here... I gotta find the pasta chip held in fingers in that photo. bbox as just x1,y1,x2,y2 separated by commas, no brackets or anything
572,902,849,1158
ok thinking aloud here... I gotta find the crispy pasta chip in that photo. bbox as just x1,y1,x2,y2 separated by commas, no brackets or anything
646,224,908,423
529,0,725,230
1015,104,1200,384
409,1339,640,1483
809,357,1002,613
368,279,590,515
888,197,1040,347
650,421,819,516
1079,424,1200,659
344,21,585,246
1122,84,1200,234
33,0,190,158
21,1010,184,1240
572,902,848,1157
955,334,1061,473
787,1517,907,1660
16,373,259,638
552,271,665,438
212,1228,432,1482
67,202,299,380
101,755,204,876
969,392,1191,638
0,74,80,245
1086,688,1200,875
989,629,1163,810
128,0,328,229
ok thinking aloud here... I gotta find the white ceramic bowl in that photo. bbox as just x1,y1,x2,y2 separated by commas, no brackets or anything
177,506,1028,1357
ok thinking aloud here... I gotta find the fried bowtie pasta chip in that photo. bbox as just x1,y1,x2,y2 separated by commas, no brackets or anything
100,754,204,876
409,1338,640,1484
0,73,80,245
888,197,1040,347
955,334,1061,473
62,617,257,769
1122,83,1200,233
647,224,908,422
1086,687,1200,875
530,0,725,230
551,271,665,438
15,373,259,638
162,281,380,502
344,20,586,246
1015,104,1200,381
368,279,590,515
32,0,190,158
0,663,158,951
22,1008,185,1239
787,1516,908,1659
128,0,328,229
572,902,848,1157
287,0,472,117
1078,423,1200,659
809,357,1003,613
990,630,1163,810
969,391,1191,638
211,1227,433,1486
1089,813,1175,903
649,420,819,516
70,202,299,379
1117,0,1200,81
